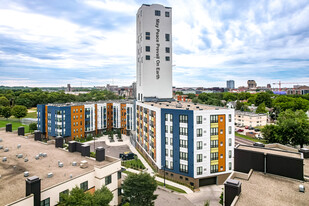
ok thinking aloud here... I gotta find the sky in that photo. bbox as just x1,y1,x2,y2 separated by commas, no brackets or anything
0,0,309,88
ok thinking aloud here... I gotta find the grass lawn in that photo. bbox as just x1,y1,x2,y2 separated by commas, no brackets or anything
235,132,267,144
0,120,30,133
122,158,146,170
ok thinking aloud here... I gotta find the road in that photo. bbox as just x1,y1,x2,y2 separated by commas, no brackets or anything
235,136,254,145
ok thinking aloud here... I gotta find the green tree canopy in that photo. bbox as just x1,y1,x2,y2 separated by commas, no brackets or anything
2,106,11,119
29,122,37,132
58,186,113,206
255,92,272,107
122,173,158,206
11,105,28,119
256,102,267,114
0,96,10,106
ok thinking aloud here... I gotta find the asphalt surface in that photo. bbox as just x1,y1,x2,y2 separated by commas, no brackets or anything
86,140,131,158
235,136,254,146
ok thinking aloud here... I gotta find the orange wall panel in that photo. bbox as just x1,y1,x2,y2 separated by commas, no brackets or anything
218,114,226,172
71,105,85,140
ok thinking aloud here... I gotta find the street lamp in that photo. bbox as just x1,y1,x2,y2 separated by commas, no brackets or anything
163,165,166,187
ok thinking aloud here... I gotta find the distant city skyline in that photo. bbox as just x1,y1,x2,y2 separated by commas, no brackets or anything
0,0,309,88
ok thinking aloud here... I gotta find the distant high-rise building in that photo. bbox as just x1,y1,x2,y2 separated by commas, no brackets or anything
267,84,271,89
67,84,71,92
226,80,235,89
247,80,257,89
136,4,173,101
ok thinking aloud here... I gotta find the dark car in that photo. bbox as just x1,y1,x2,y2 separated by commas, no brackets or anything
119,152,136,160
254,128,261,132
248,127,254,130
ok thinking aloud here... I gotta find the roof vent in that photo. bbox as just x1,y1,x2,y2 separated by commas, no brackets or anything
70,174,73,178
186,108,189,110
47,172,53,178
196,106,199,109
80,160,88,169
39,152,43,157
17,144,21,149
0,145,3,149
17,154,23,158
58,162,63,168
24,158,28,162
35,155,39,160
4,148,9,152
24,171,29,177
72,162,77,166
176,103,182,108
151,104,154,106
2,157,7,162
299,185,305,193
0,138,2,142
42,153,47,157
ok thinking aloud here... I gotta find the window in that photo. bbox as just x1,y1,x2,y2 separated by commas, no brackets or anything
170,126,173,134
146,55,150,60
165,149,168,157
170,114,173,121
210,115,218,123
197,141,203,150
220,154,223,158
118,171,122,179
180,127,188,136
170,137,173,145
197,154,202,162
105,175,112,185
145,46,150,52
229,162,232,170
41,198,50,206
165,33,170,41
165,137,168,145
145,32,150,40
59,189,69,202
211,140,218,148
220,129,223,134
80,181,88,191
180,152,188,160
229,114,232,122
165,47,170,53
170,161,173,169
196,116,202,124
165,125,168,133
211,152,218,160
211,165,218,173
165,160,169,168
179,115,188,123
229,126,232,134
165,56,170,61
210,127,218,136
80,108,82,112
197,128,202,137
170,149,173,157
155,10,161,16
228,138,232,146
165,11,170,17
229,150,232,158
180,139,188,148
180,164,188,173
197,166,203,175
73,109,75,113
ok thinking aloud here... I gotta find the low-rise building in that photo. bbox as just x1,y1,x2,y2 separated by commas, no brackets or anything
0,130,122,206
235,111,267,127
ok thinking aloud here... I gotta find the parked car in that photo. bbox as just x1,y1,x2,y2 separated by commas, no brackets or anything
245,126,249,129
249,127,254,130
119,152,136,160
255,128,261,132
237,129,244,132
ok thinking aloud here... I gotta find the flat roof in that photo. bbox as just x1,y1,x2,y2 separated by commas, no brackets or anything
237,145,302,159
235,171,309,206
45,100,133,107
0,130,117,205
140,101,231,111
235,111,267,117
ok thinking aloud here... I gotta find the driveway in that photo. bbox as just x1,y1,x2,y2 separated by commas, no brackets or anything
86,140,131,158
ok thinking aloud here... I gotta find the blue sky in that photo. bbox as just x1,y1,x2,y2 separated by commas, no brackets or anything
0,0,309,88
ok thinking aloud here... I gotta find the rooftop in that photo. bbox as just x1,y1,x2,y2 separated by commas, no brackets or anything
140,101,231,111
237,145,302,159
44,99,133,107
0,130,117,205
235,171,309,206
235,111,267,117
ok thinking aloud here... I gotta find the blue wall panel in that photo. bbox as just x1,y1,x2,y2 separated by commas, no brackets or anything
37,104,45,133
161,108,194,178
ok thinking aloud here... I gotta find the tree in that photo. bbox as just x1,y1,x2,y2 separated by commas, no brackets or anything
122,173,158,206
256,102,267,114
58,186,113,206
0,96,10,106
219,191,223,205
11,105,28,119
223,92,237,101
29,122,37,132
255,92,272,107
261,124,281,143
2,106,11,119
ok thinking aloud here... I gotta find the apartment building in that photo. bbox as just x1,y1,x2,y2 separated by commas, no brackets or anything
0,131,122,206
235,111,267,127
37,101,134,140
136,4,173,101
135,101,235,188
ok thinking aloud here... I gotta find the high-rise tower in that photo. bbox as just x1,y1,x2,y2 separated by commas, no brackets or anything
136,4,173,101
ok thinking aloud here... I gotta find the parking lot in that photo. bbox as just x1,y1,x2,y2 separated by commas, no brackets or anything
235,126,263,139
87,140,132,158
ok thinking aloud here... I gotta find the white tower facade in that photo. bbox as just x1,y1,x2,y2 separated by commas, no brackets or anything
136,4,173,101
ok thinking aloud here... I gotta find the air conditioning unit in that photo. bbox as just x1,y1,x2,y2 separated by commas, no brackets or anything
299,185,305,193
0,138,2,142
17,144,21,149
58,162,63,168
4,148,9,152
0,145,3,149
24,158,28,162
35,155,40,160
80,160,88,169
72,162,77,166
17,154,23,158
24,171,29,177
2,157,7,162
42,153,47,157
47,173,53,178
